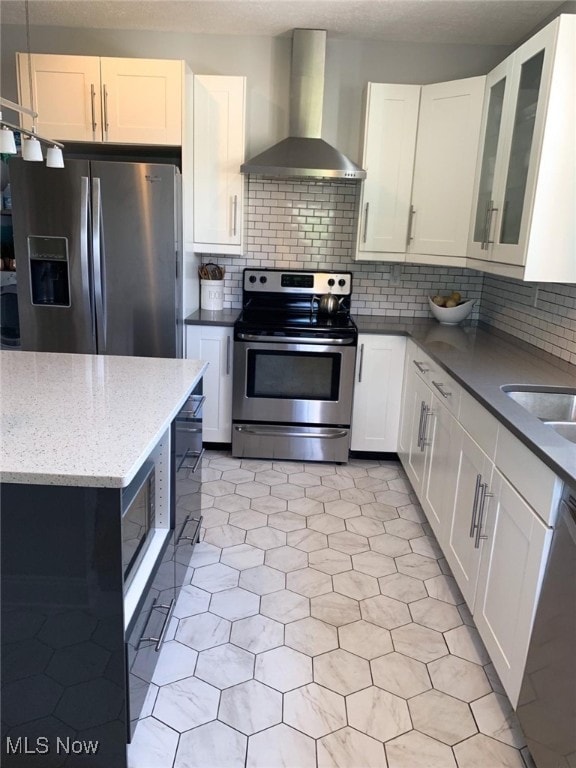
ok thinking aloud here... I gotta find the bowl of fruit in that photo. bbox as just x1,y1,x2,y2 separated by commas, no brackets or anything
428,292,475,325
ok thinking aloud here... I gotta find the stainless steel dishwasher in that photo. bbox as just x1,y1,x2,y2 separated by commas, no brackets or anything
515,484,576,768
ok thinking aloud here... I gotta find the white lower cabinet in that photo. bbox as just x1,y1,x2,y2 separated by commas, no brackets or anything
398,338,559,707
445,423,494,607
186,325,233,443
351,335,406,452
473,468,552,706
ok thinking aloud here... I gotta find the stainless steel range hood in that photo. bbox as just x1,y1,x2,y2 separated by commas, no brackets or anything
241,29,366,180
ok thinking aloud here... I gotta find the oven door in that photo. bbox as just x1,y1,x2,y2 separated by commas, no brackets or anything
233,338,356,425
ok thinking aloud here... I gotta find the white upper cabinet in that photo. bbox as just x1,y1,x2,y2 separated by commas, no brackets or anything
409,76,485,261
17,53,183,145
356,84,420,259
468,15,576,281
355,77,484,263
191,75,246,255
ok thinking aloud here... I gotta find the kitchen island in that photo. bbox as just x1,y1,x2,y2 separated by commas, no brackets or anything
0,351,207,768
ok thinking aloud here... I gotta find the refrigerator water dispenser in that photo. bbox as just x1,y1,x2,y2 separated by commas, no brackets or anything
28,236,70,306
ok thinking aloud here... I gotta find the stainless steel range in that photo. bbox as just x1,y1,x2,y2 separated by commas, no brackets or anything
232,269,357,463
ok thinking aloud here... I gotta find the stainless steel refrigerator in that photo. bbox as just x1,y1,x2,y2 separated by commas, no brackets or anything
10,158,182,357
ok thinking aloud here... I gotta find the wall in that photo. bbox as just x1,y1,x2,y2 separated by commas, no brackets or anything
199,178,483,318
0,23,511,163
480,278,576,365
2,19,574,363
201,178,575,367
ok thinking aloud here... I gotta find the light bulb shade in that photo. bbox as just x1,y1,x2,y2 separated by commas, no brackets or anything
22,136,43,161
0,126,17,154
46,146,64,168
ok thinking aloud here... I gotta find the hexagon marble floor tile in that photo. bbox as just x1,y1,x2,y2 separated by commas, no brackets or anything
128,452,535,768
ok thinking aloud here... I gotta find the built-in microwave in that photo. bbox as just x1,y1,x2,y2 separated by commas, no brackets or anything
121,460,156,592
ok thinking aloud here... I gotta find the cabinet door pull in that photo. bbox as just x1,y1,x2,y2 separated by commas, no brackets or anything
420,405,431,451
90,83,97,136
417,400,426,449
232,195,238,237
226,335,231,376
474,482,492,549
362,202,370,243
432,381,451,399
102,84,109,139
406,205,416,246
413,360,429,374
358,343,365,383
486,201,498,247
469,473,483,537
139,597,176,652
176,514,203,546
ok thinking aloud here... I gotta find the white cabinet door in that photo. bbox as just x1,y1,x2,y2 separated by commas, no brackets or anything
445,424,493,608
17,53,182,145
192,75,246,255
17,53,102,141
409,76,485,259
468,16,575,280
355,83,420,260
421,394,459,547
351,335,406,453
404,371,433,496
186,325,233,443
474,468,552,707
100,58,182,145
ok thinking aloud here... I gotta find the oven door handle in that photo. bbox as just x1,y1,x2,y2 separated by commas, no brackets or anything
236,332,356,345
234,425,349,439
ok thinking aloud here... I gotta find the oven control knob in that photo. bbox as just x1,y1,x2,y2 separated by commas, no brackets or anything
260,276,267,283
338,278,346,287
328,278,335,287
249,275,257,283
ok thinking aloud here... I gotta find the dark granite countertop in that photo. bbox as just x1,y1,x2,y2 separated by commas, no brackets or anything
185,309,240,327
354,315,576,488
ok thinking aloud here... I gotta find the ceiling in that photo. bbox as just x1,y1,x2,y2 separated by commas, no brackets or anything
0,0,568,45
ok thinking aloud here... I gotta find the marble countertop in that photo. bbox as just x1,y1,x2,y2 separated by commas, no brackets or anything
0,351,208,488
354,316,576,487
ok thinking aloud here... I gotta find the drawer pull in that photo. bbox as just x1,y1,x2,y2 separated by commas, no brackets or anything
177,425,202,434
432,381,452,399
413,360,429,374
180,395,206,419
177,514,203,546
140,597,175,652
180,447,205,474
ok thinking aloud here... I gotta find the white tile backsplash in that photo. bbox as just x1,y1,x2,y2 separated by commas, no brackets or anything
197,178,575,364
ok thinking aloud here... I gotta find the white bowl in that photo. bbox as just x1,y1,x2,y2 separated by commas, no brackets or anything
428,297,475,325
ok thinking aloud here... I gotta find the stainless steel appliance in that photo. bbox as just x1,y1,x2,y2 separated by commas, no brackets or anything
9,158,182,356
232,269,357,462
122,460,156,592
515,483,576,768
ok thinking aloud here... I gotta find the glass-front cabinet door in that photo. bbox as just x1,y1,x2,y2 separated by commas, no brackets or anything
469,61,509,259
468,22,557,267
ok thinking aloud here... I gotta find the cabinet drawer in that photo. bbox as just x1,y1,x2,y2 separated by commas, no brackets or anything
495,427,562,525
459,389,499,458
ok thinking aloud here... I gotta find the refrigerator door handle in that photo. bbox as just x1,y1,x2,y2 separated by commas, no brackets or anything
79,176,94,330
92,177,107,353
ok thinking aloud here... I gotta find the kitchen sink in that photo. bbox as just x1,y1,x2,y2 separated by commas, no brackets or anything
502,386,576,443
